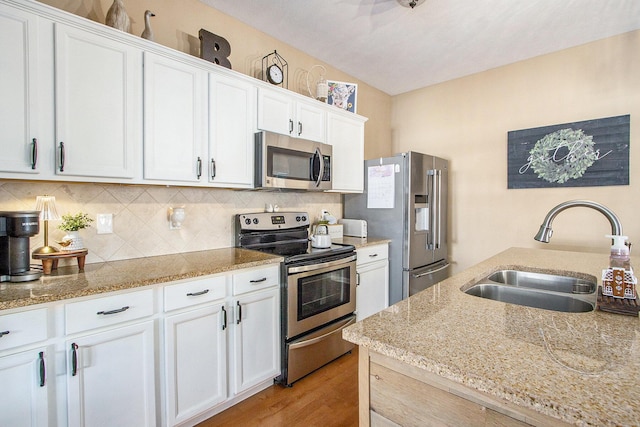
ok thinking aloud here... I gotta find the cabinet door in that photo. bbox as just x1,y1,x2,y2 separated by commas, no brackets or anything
0,5,42,175
357,260,389,322
232,288,280,394
257,87,294,136
296,100,326,143
143,52,207,183
0,348,49,427
54,23,141,179
66,321,155,427
164,304,227,426
327,112,365,192
208,74,256,188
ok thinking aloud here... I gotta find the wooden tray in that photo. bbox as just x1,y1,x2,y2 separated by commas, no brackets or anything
596,286,640,316
32,249,88,274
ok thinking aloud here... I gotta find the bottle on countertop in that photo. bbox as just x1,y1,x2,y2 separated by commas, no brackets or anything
607,234,631,270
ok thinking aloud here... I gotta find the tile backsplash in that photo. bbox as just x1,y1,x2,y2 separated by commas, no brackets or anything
0,181,342,267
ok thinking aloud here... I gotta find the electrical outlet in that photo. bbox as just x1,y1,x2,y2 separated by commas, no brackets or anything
96,213,113,234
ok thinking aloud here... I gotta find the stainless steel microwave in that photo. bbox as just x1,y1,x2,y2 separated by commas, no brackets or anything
254,131,332,191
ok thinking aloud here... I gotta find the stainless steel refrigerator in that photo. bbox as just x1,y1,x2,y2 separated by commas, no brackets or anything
344,151,450,304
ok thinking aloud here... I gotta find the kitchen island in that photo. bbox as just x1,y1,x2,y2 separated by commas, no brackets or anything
343,247,640,426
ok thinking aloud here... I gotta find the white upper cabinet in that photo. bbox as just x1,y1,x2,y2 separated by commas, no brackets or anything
54,23,142,180
0,5,52,177
143,51,208,183
208,74,256,188
257,87,326,142
327,112,366,193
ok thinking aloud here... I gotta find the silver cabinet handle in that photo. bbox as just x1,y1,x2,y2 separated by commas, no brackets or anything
71,343,79,376
196,156,202,179
31,138,38,170
39,351,46,387
96,306,130,315
0,330,10,338
186,289,210,297
59,141,65,172
249,277,267,283
221,306,227,330
210,158,216,179
236,301,242,324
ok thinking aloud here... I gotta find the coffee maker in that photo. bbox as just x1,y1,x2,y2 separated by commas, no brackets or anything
0,211,42,282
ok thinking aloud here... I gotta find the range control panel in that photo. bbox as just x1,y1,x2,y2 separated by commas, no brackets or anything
237,212,309,231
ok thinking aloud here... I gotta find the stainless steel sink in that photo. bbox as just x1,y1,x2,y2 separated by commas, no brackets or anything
486,270,596,294
462,269,597,313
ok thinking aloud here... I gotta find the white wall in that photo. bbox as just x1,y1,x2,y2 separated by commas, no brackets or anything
391,30,640,273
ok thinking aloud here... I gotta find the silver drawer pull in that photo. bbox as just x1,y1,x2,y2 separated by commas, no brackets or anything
187,289,210,297
97,306,130,315
0,330,10,338
368,253,378,258
249,277,267,283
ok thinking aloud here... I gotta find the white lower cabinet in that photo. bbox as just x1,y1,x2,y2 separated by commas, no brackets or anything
0,347,50,427
0,263,281,427
64,289,156,427
356,244,390,321
65,321,156,427
0,308,50,427
231,287,280,395
163,265,280,426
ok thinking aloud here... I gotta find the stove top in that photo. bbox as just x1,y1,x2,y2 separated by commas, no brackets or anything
235,212,355,264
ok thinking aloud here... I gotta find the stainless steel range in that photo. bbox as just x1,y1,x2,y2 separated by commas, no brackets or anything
236,212,356,386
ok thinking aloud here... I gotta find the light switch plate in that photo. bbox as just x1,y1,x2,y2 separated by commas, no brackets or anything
96,213,113,234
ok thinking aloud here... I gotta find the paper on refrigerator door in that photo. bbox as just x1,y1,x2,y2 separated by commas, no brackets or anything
367,164,395,208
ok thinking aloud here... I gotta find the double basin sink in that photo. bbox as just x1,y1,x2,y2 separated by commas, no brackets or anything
461,268,597,313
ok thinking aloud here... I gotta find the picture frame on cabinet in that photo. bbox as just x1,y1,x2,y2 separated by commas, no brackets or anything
327,80,357,113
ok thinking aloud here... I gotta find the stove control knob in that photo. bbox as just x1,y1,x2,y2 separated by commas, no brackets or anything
296,216,301,222
244,218,251,225
252,218,259,224
301,215,307,222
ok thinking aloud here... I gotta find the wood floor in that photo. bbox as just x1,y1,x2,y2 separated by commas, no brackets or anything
197,348,359,427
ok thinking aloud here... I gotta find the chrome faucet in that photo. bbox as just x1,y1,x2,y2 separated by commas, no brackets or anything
534,200,623,243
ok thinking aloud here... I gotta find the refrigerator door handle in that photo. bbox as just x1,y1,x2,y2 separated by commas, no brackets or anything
427,169,442,249
412,262,450,278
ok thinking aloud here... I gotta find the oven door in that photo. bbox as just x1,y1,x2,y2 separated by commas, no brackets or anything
286,254,356,339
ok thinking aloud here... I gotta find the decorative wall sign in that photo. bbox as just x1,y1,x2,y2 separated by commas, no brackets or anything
199,29,232,69
327,80,357,113
507,115,630,189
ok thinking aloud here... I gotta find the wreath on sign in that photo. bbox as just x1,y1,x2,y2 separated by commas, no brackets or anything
529,128,597,184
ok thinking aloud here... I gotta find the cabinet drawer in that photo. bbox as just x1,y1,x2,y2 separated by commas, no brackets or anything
164,275,227,312
357,244,389,267
233,265,280,295
65,289,154,335
0,308,48,351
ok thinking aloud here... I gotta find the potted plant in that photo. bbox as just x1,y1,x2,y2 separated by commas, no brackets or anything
58,212,93,251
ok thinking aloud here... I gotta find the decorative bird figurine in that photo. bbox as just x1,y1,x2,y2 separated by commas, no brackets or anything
105,0,131,33
141,10,155,41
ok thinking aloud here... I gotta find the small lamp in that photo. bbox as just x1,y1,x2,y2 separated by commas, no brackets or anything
33,195,60,254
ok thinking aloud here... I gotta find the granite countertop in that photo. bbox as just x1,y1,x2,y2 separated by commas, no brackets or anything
343,247,640,426
0,248,282,311
336,236,391,248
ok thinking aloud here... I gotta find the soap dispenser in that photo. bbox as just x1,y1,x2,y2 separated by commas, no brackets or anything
607,234,630,270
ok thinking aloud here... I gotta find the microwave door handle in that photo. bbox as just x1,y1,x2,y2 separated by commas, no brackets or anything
313,147,324,188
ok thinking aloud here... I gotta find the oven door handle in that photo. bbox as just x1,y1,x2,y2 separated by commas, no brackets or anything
288,316,356,350
287,254,357,274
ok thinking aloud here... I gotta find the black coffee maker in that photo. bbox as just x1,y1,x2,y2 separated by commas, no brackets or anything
0,211,42,282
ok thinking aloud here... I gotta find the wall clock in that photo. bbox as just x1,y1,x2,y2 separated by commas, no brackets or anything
262,50,288,88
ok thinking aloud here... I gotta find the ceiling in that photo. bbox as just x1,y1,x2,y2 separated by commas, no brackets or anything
200,0,640,96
